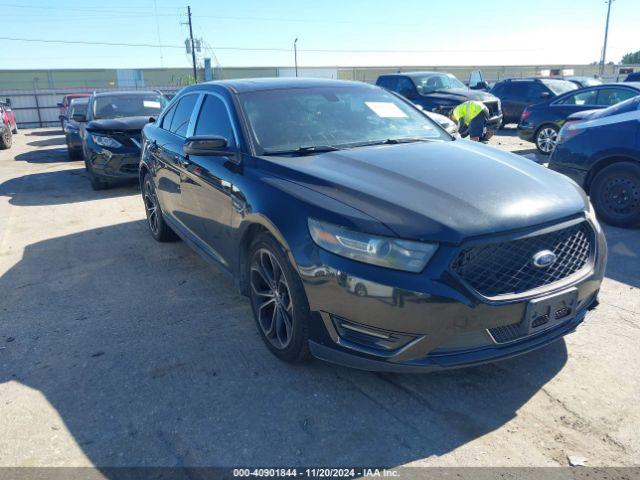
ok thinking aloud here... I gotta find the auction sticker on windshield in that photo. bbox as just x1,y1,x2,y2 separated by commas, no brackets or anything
143,100,161,108
365,102,408,118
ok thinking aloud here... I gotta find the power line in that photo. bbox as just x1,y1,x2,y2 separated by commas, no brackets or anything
5,35,637,57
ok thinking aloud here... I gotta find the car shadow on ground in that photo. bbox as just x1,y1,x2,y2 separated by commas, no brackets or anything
0,168,137,206
0,219,570,468
13,147,72,164
25,128,63,137
27,137,67,148
602,224,640,288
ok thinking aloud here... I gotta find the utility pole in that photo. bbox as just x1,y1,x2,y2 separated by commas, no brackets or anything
187,6,197,83
294,38,299,77
599,0,614,77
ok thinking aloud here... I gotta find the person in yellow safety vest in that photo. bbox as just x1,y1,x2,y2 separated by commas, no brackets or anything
450,100,490,142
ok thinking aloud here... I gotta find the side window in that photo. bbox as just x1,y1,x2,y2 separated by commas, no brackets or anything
169,94,198,137
559,90,597,106
596,88,638,106
490,83,505,96
160,103,177,130
396,77,416,97
194,95,235,146
509,82,530,99
527,83,548,100
377,77,397,91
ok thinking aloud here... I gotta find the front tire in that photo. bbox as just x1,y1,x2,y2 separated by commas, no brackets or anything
0,125,12,150
11,124,18,134
84,158,110,190
590,162,640,228
142,173,176,242
535,125,559,155
248,233,311,363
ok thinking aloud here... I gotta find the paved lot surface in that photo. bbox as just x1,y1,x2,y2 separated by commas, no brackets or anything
0,129,638,468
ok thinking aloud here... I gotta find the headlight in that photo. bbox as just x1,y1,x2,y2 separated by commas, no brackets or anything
308,219,437,273
91,134,122,148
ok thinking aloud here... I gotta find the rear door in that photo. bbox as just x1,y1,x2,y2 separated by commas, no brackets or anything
179,92,240,268
551,88,600,124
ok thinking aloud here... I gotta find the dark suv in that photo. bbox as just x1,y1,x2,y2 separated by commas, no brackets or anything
77,91,167,190
140,78,606,372
376,72,503,129
490,78,578,125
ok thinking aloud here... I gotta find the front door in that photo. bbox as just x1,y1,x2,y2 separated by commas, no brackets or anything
179,93,239,268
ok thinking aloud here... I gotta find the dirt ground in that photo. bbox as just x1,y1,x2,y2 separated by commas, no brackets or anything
0,128,638,468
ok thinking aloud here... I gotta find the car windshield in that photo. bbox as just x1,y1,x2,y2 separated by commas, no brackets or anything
541,79,578,95
239,86,451,154
69,101,87,117
93,93,166,119
412,73,466,94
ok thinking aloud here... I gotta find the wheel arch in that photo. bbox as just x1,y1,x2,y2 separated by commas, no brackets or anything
584,155,640,193
236,216,296,296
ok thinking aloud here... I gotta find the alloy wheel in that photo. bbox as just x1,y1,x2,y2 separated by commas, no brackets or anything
537,127,558,154
143,180,160,235
250,248,294,349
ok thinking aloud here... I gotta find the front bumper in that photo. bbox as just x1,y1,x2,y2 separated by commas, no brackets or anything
486,114,503,129
86,145,141,179
297,216,606,372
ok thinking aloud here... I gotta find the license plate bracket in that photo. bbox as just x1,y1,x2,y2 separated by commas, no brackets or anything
524,288,579,335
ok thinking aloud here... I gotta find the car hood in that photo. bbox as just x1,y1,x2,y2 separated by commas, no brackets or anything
424,88,498,104
86,116,150,133
263,141,588,244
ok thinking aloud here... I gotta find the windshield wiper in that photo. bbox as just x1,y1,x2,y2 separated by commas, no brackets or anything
263,145,341,156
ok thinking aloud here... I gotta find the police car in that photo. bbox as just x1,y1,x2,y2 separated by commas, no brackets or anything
549,95,640,227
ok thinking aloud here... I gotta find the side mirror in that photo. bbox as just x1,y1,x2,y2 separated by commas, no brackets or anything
541,91,551,99
57,102,64,108
184,135,229,156
72,113,86,122
148,116,156,123
473,81,489,90
4,98,11,107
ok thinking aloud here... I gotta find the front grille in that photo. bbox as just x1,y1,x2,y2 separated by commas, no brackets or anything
483,100,500,117
451,222,593,298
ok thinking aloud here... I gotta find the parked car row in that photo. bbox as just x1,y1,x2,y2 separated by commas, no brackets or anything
515,82,640,154
0,99,18,150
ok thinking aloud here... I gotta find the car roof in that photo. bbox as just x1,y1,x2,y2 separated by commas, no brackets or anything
92,90,161,97
379,71,444,78
190,78,373,94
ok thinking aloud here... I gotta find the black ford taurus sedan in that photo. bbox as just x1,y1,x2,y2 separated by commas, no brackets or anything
140,79,606,372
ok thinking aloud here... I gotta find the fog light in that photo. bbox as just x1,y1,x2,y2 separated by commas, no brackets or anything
331,315,416,352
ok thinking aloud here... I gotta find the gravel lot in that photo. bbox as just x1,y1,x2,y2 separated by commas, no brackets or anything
0,128,638,468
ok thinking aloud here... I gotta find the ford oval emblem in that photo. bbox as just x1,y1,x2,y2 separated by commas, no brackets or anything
532,250,557,268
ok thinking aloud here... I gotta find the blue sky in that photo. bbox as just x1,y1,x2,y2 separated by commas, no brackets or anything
0,0,638,70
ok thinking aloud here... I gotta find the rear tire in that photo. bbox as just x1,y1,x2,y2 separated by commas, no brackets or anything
142,173,176,242
590,162,640,228
0,125,12,149
535,124,559,155
248,233,311,363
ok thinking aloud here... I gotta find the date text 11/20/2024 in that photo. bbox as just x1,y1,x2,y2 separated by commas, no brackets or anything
233,468,400,477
